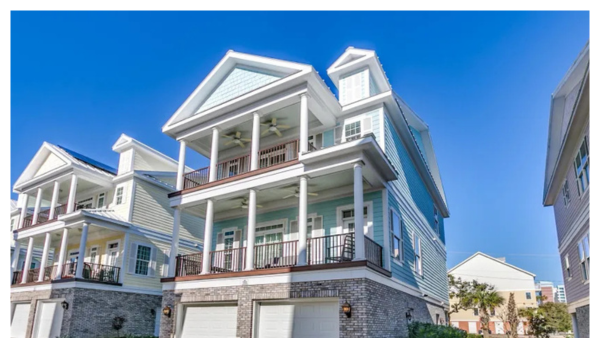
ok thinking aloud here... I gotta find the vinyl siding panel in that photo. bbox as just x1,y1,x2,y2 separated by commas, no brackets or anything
111,181,133,221
122,234,170,291
34,153,66,177
560,221,590,304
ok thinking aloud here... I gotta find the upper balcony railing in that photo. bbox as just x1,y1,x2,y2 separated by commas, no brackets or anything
183,139,299,190
12,262,121,286
20,203,75,230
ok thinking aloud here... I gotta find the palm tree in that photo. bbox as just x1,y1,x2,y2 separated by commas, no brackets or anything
466,281,505,337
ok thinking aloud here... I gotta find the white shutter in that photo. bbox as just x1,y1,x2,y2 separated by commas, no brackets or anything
313,216,324,237
289,221,299,240
361,116,373,136
216,233,224,251
233,230,242,249
162,249,170,277
334,125,343,145
148,246,157,276
127,242,137,274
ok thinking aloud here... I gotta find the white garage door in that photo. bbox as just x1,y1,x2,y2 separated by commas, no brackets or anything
11,303,31,338
33,301,64,338
257,300,339,338
179,304,238,338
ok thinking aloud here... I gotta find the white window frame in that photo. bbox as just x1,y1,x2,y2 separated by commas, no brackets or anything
578,233,590,282
564,254,572,280
573,136,589,196
86,245,100,265
473,308,479,316
115,186,125,205
131,242,155,277
341,114,373,143
526,292,532,300
104,240,121,266
390,208,404,264
561,181,571,206
97,192,106,209
336,202,373,237
413,232,423,276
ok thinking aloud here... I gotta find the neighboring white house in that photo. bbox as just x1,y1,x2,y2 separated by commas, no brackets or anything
10,135,204,338
159,47,451,338
448,252,537,335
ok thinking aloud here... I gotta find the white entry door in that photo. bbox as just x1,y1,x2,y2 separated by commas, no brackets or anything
33,301,64,338
495,321,504,334
468,321,477,333
257,300,339,338
11,303,31,338
106,241,120,267
179,304,237,338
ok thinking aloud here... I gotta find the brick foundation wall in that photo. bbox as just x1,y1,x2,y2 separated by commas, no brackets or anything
161,277,445,338
11,286,162,338
576,305,589,338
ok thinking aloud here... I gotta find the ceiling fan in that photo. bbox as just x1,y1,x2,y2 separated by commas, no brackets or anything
230,197,263,209
261,117,291,137
222,131,251,148
281,184,319,199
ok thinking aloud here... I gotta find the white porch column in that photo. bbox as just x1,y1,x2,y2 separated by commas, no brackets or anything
48,181,60,219
201,200,215,274
37,232,52,282
250,112,261,171
18,194,29,229
21,237,35,284
299,93,309,154
176,140,187,190
55,228,69,279
297,176,308,266
66,174,78,213
168,208,181,277
11,240,21,277
353,163,366,260
245,190,257,270
75,223,89,279
119,233,129,284
32,187,43,225
209,128,220,182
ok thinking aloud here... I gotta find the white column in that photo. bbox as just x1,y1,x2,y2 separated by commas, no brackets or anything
353,163,366,260
245,191,257,270
18,194,29,229
176,141,187,190
32,187,43,225
21,237,35,284
299,93,309,154
168,208,181,277
37,233,52,282
48,181,60,219
55,228,69,279
571,313,580,338
119,233,129,284
11,241,21,277
208,128,220,182
250,112,261,171
297,176,308,265
75,223,89,279
201,200,215,274
67,174,78,213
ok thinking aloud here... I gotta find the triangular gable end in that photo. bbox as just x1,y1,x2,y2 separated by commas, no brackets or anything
34,152,68,178
13,143,73,191
163,51,312,131
328,48,372,71
112,134,133,151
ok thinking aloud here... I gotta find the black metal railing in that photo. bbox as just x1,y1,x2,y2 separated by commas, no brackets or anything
82,263,120,284
11,271,22,285
209,247,246,273
254,240,298,269
175,252,203,277
365,237,384,268
307,233,355,265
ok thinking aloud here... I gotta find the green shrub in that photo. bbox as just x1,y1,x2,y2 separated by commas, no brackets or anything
408,322,468,338
466,334,482,338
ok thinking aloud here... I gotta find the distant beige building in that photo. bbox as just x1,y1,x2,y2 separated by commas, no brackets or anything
448,252,537,335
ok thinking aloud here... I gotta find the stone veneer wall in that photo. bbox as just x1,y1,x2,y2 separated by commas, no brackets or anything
161,277,444,338
576,305,589,338
11,287,162,338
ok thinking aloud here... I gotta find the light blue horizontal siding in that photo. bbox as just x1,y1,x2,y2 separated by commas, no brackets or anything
384,112,448,302
212,191,383,249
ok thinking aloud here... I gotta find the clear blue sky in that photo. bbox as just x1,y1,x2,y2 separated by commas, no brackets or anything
11,11,589,284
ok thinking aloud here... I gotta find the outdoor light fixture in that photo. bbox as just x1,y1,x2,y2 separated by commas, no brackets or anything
162,306,172,318
61,301,69,310
150,309,156,316
341,302,352,318
406,308,414,322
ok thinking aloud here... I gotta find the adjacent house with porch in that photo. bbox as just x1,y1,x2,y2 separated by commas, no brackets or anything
160,48,451,338
10,135,204,338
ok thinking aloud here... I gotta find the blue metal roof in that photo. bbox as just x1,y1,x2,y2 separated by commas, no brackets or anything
57,145,117,175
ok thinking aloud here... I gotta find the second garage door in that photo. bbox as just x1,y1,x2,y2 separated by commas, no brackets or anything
11,303,31,338
257,300,339,338
179,304,238,338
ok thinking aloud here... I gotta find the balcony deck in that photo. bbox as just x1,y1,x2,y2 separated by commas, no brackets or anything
18,203,74,231
11,262,121,287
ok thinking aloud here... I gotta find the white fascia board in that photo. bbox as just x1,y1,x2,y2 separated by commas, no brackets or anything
15,169,74,194
551,41,589,97
10,280,163,296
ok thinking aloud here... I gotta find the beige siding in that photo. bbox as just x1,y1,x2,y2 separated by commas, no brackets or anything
122,234,168,290
450,290,536,321
133,150,155,171
118,149,133,175
131,179,204,242
110,180,133,221
34,153,66,177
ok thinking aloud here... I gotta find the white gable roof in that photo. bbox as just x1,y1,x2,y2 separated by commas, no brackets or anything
327,47,391,93
112,134,193,172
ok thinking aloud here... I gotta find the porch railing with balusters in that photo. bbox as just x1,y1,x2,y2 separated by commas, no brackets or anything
307,233,355,265
216,154,251,181
258,139,299,169
19,203,75,230
209,247,246,273
364,237,384,268
175,252,203,277
82,263,120,284
254,240,298,269
11,271,22,285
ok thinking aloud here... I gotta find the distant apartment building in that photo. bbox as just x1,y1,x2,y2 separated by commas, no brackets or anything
555,284,567,303
543,42,589,338
535,281,556,304
448,252,537,335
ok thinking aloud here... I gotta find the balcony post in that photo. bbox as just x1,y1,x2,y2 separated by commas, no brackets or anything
18,194,29,229
21,237,35,284
48,181,60,220
250,112,261,171
297,176,308,266
209,128,220,182
38,232,52,282
11,240,21,277
168,208,181,276
353,163,366,260
55,228,69,279
176,140,187,190
245,190,257,270
120,232,129,284
299,93,309,154
67,174,78,213
201,199,215,274
75,222,89,279
32,187,43,225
